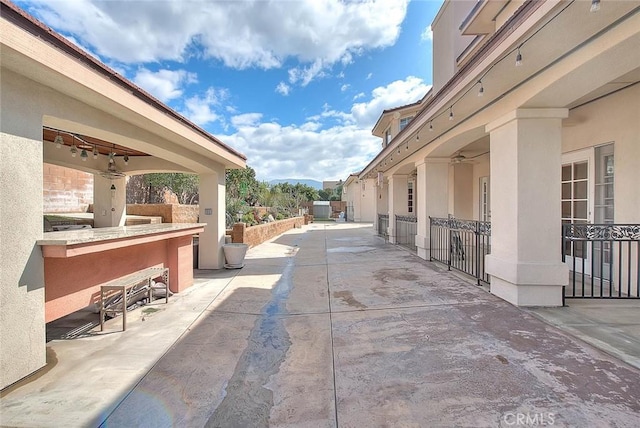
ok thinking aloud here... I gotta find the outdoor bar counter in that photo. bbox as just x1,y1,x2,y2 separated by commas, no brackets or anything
38,223,205,322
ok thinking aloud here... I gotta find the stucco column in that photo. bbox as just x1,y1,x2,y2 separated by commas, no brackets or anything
198,169,225,269
415,159,449,260
485,108,569,307
93,174,126,227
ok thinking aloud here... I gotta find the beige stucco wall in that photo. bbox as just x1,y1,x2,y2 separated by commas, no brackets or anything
449,163,474,219
431,0,477,93
562,84,640,223
0,133,47,389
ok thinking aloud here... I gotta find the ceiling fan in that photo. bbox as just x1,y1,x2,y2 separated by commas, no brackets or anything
99,152,126,179
451,152,467,164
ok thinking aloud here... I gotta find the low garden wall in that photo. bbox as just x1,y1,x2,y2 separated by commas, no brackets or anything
231,216,308,248
126,204,199,223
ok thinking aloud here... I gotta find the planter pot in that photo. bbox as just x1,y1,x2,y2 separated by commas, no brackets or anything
222,243,248,268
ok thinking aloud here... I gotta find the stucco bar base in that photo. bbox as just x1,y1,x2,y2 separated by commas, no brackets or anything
486,255,566,306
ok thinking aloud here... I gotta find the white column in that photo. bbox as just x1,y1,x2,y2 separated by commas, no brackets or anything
415,159,449,260
93,174,126,227
485,108,569,307
198,168,225,269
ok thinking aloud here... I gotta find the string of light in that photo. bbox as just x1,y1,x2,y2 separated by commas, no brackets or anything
374,0,587,174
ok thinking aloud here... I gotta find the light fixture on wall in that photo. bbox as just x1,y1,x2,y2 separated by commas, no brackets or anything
54,132,64,149
70,135,78,157
515,47,523,66
110,183,116,198
590,0,600,12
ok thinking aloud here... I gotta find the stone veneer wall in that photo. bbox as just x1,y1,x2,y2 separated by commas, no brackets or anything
232,217,306,248
43,164,93,213
126,204,199,223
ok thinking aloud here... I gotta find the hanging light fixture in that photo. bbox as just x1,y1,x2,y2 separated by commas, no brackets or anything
590,0,600,12
449,106,454,121
123,153,130,165
110,183,116,198
416,133,420,141
429,121,433,132
80,149,88,161
515,47,523,66
70,135,78,157
478,80,484,97
54,132,64,149
93,146,99,159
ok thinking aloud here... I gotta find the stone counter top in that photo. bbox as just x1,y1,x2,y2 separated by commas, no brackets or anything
38,223,206,258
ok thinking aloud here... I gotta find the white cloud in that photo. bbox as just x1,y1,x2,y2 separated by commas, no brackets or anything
27,0,409,86
231,113,263,128
275,82,291,96
366,72,373,80
353,92,365,101
182,87,229,126
421,25,433,42
222,76,430,181
351,76,430,128
133,68,197,102
341,84,350,92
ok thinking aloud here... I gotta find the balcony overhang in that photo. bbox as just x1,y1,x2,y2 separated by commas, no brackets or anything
460,0,510,36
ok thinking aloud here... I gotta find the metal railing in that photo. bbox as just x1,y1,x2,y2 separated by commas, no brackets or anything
395,215,417,252
429,216,491,285
377,214,389,239
562,223,640,299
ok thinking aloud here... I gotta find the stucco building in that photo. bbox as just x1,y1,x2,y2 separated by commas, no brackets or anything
1,1,245,390
360,0,639,307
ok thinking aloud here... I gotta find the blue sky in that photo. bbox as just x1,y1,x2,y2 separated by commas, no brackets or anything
16,0,443,181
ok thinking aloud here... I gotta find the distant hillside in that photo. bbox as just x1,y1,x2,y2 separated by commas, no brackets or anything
268,178,323,190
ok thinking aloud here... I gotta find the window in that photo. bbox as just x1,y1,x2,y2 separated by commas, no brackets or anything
399,116,413,131
407,181,414,213
384,128,391,147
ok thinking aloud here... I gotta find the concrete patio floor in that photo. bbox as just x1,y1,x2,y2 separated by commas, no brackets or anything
1,223,639,427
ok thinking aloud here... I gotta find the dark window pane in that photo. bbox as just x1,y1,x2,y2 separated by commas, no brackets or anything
562,182,571,199
562,165,571,181
574,162,588,180
574,181,587,199
562,201,571,218
574,201,587,219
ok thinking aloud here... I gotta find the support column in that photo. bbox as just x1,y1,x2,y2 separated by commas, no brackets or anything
415,159,449,260
198,168,225,269
485,108,569,307
93,174,126,228
387,175,408,244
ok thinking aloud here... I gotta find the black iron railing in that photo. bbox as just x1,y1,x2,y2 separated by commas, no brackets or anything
429,216,491,285
395,215,417,252
562,223,640,299
377,214,389,238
